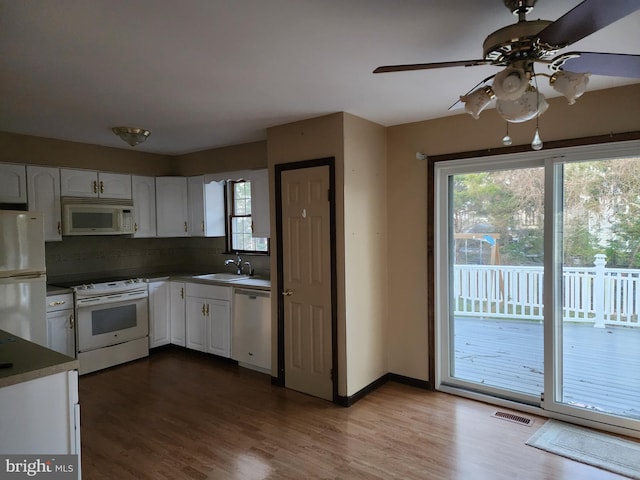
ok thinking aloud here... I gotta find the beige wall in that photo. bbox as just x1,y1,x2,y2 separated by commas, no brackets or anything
173,141,267,176
0,131,268,177
0,132,174,175
266,112,389,397
266,112,347,393
343,113,388,395
386,84,640,381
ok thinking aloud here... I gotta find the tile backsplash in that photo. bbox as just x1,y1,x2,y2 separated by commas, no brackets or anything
45,236,270,284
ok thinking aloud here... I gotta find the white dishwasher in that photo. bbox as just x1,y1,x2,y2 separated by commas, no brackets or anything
232,288,271,373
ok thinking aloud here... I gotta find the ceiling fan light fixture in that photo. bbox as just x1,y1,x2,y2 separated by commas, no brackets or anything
493,66,530,101
460,86,496,119
549,70,590,105
496,87,548,123
112,126,150,147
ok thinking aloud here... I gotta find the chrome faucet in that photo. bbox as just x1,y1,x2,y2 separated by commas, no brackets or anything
242,261,254,276
224,253,243,274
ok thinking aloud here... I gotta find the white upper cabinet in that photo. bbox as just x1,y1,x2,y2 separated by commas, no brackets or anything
156,176,189,237
250,169,270,238
131,175,157,237
60,169,131,199
187,176,205,237
0,163,27,203
27,165,62,241
99,172,132,199
189,176,225,237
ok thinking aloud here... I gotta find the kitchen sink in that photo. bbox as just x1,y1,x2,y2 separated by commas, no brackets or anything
192,273,250,282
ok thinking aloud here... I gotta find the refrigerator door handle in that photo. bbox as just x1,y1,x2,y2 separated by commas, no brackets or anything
2,272,46,280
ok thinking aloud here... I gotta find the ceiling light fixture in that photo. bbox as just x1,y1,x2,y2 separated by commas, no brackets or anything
459,63,590,149
112,127,150,147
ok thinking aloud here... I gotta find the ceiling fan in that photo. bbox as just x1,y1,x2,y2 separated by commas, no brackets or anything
373,0,640,127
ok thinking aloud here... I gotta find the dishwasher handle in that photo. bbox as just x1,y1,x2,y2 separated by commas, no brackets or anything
234,289,269,300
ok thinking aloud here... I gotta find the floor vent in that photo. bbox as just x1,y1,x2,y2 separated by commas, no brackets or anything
492,411,534,426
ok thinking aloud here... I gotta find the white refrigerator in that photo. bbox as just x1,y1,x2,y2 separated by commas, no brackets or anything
0,210,47,346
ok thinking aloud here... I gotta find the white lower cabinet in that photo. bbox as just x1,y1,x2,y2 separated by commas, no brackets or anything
150,280,270,367
148,281,171,348
185,283,231,357
0,370,81,460
185,296,207,352
170,282,186,346
46,293,75,358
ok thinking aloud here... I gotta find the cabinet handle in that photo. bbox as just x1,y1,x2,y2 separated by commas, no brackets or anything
282,289,294,296
134,223,138,232
57,221,61,234
206,304,210,315
184,221,188,232
93,180,98,193
100,181,104,194
69,313,74,329
180,287,184,299
48,300,66,307
202,304,206,316
201,220,205,232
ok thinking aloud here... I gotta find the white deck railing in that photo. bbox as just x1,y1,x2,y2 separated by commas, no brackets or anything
453,254,640,328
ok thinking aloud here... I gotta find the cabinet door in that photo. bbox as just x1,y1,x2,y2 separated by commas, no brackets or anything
207,299,231,357
46,309,75,357
131,175,157,237
27,165,62,241
187,176,205,237
204,179,225,237
170,282,186,346
148,281,170,348
156,177,189,237
250,169,270,238
0,163,27,203
60,169,98,197
185,296,207,352
98,172,131,199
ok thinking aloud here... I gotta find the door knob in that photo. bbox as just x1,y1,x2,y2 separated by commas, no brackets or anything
282,289,294,296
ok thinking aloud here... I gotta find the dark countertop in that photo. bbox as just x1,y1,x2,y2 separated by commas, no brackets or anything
0,330,79,389
48,270,271,292
144,271,271,291
46,285,73,296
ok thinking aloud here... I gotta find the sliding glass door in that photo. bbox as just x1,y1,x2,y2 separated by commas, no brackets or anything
435,141,640,434
546,157,640,429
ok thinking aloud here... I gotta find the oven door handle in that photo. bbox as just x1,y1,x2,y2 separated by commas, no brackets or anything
76,290,148,307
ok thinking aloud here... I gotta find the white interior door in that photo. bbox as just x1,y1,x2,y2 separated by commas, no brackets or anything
281,165,333,401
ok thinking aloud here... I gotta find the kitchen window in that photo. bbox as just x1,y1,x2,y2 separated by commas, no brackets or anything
227,180,268,253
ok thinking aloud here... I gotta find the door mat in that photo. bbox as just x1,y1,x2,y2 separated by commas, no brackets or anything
526,420,640,479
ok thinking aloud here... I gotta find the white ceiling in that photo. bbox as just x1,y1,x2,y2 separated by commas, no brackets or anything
1,0,638,155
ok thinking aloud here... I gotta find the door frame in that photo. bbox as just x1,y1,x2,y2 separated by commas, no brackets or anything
274,157,339,403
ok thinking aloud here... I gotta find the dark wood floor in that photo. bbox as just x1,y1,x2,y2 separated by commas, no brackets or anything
79,347,629,479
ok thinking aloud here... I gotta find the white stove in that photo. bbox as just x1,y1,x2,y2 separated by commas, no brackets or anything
73,278,146,298
71,277,149,374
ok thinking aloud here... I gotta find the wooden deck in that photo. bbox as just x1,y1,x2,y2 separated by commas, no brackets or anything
453,317,640,419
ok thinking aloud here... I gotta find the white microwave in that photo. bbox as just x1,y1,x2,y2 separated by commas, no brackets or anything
62,199,135,236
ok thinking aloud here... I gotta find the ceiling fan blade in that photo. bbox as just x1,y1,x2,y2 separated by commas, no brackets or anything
448,74,496,111
373,59,490,74
536,0,640,50
553,52,640,78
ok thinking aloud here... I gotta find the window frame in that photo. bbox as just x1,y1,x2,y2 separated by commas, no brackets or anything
225,179,269,255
